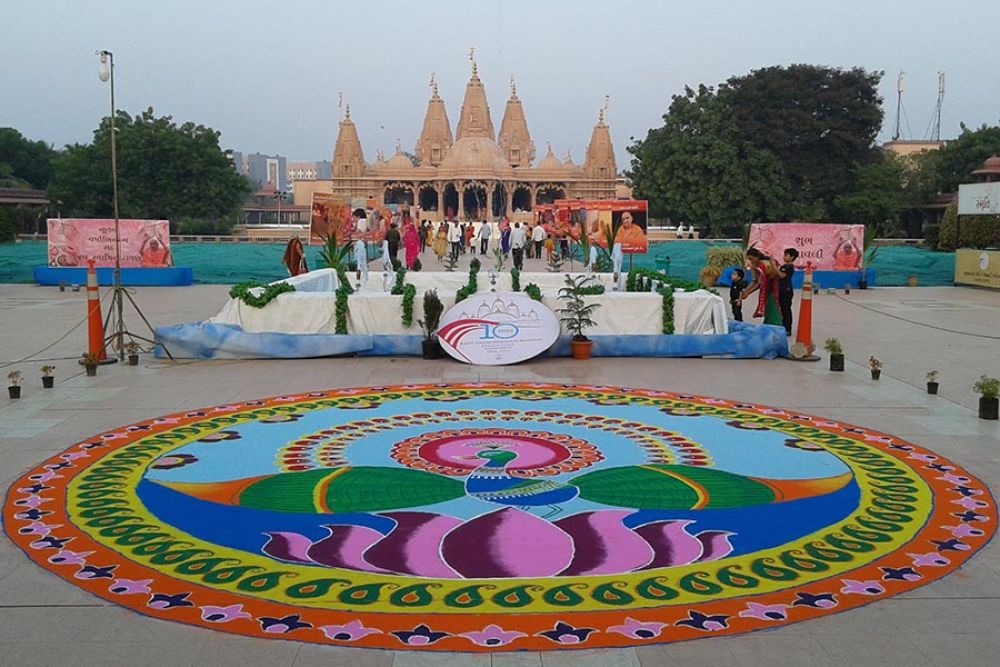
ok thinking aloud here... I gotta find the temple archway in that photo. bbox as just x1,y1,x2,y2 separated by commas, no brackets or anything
463,184,488,220
443,184,459,219
384,183,414,206
536,185,566,206
512,185,532,212
418,184,438,212
491,184,508,219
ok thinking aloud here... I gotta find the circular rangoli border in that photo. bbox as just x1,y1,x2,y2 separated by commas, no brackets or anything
3,383,995,651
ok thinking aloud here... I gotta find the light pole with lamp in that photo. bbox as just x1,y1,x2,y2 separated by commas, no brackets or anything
96,49,124,362
96,49,169,362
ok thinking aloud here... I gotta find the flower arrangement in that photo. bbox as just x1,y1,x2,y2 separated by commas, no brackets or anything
524,283,543,302
41,365,55,377
868,357,882,371
7,370,22,387
926,370,939,383
824,338,843,355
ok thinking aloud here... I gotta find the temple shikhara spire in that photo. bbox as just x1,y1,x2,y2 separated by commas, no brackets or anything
310,62,617,218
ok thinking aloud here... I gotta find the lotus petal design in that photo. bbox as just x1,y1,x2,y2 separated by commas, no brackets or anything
262,508,734,578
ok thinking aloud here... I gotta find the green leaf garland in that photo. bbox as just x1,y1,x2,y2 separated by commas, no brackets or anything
525,283,543,302
400,284,417,327
229,281,296,308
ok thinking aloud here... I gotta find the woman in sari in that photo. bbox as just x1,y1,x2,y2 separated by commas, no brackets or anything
500,219,512,257
742,248,782,326
402,221,420,269
433,223,448,262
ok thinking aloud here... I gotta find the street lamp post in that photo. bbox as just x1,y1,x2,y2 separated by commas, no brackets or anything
96,49,124,361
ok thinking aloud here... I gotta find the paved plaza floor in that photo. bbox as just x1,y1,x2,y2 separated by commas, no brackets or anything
0,281,998,666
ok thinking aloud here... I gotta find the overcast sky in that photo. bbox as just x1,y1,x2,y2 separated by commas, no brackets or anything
3,0,999,169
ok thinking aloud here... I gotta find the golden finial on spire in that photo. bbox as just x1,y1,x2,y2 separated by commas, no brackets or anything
510,74,517,98
345,103,351,120
600,95,610,123
546,141,553,154
468,46,477,77
429,72,438,98
395,138,402,154
563,149,572,162
338,91,343,121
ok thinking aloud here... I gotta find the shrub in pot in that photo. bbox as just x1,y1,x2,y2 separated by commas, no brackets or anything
41,365,55,389
7,370,22,399
419,289,444,360
869,356,882,380
81,352,99,377
558,275,601,360
125,341,140,366
824,338,844,372
926,370,939,395
973,375,999,420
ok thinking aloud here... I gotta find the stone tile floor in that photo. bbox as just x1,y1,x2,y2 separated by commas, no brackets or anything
0,282,997,666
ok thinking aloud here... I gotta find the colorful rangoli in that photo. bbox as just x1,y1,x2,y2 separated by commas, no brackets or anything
3,384,994,651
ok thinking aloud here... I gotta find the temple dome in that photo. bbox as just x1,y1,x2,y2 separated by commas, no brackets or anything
386,150,414,170
437,136,513,177
536,146,565,171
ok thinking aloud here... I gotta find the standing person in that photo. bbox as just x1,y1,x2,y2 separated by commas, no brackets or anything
778,248,799,335
433,222,448,262
510,222,526,270
532,222,546,261
403,221,420,269
742,248,782,326
729,267,746,322
418,220,428,253
478,220,491,255
447,220,461,260
464,222,475,255
385,223,401,269
500,219,512,257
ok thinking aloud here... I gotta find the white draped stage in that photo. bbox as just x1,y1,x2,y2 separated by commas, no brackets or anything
210,270,729,337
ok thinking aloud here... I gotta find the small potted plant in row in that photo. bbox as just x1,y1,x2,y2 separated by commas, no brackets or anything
824,338,844,372
7,371,22,399
41,365,55,389
926,370,939,395
869,357,882,381
974,375,999,420
81,352,100,377
126,341,141,366
558,274,601,360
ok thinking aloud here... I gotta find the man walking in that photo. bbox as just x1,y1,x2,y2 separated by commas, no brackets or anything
510,222,526,270
447,220,461,261
478,220,491,255
531,222,546,262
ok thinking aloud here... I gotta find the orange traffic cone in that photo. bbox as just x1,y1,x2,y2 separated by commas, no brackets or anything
790,262,819,361
85,260,108,362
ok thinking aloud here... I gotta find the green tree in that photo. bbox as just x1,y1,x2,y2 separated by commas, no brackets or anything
833,152,906,231
0,128,56,189
720,65,884,218
926,123,1000,192
49,108,251,225
627,85,788,237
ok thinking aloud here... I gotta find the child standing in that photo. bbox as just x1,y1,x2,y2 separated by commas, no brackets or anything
778,248,799,335
729,268,746,322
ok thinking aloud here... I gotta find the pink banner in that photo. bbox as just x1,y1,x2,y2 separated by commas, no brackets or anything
748,223,865,271
47,219,172,268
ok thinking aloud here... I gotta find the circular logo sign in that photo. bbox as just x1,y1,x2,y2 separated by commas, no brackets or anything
437,292,560,365
980,252,990,271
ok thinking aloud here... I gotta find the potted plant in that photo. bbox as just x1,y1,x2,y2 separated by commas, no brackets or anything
973,375,999,420
7,371,22,399
558,274,601,360
418,289,444,360
824,338,844,372
125,341,140,366
41,365,55,389
926,370,939,395
869,356,882,380
81,352,99,377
